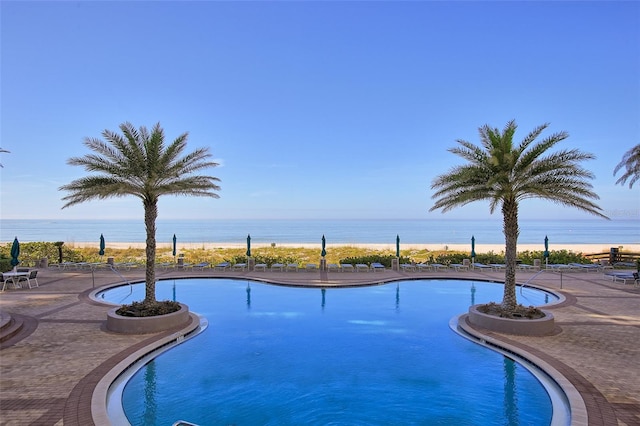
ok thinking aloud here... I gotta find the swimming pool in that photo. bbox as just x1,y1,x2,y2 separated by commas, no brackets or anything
99,279,562,425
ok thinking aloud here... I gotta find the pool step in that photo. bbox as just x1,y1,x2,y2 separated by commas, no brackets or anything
0,311,24,347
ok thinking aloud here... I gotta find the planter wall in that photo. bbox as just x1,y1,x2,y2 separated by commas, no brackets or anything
468,304,555,336
106,303,190,334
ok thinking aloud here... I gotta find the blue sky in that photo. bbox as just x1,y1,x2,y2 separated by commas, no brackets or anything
1,1,638,221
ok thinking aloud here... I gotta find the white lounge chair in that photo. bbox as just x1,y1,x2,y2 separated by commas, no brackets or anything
156,262,174,270
193,262,210,270
286,263,299,272
355,263,369,272
327,263,340,272
214,262,230,271
606,271,638,285
568,263,601,272
431,263,448,271
472,263,492,270
371,262,386,272
400,264,415,272
270,263,284,272
546,264,571,271
115,262,138,270
305,263,318,272
340,264,354,272
254,263,267,272
449,263,469,272
232,263,246,271
416,263,432,272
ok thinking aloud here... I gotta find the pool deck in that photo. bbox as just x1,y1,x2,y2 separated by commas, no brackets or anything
0,266,638,425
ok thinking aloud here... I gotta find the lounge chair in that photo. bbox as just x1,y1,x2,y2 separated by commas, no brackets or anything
472,263,492,270
214,262,230,271
356,263,369,272
605,271,638,285
115,262,139,270
192,262,210,270
449,263,469,272
286,263,299,272
305,263,318,272
270,263,284,272
416,263,432,272
516,264,534,271
340,264,354,272
156,262,174,270
399,264,415,272
371,262,386,272
327,263,340,272
546,264,571,271
430,263,448,271
254,263,267,272
232,263,246,271
568,263,601,272
615,273,637,285
54,262,77,270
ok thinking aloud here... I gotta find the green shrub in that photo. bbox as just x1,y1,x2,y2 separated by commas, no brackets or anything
518,249,589,265
0,258,12,273
0,241,84,266
338,254,411,267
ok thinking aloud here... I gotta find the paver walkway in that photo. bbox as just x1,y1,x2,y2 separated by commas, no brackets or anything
0,266,638,425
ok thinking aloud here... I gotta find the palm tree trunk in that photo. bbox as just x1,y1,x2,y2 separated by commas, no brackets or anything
502,198,519,310
143,198,158,304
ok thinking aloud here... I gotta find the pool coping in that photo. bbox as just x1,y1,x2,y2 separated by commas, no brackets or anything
455,313,585,425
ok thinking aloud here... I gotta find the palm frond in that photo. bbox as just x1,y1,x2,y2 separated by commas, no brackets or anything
613,144,640,189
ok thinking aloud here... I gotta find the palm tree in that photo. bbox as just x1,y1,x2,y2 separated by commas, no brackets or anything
430,120,608,310
613,144,640,189
0,147,9,168
60,122,221,305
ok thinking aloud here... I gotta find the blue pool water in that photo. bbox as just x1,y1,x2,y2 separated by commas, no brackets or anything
100,279,558,425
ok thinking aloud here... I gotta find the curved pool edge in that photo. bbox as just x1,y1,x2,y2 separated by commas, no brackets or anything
89,276,566,425
453,314,587,426
91,312,207,426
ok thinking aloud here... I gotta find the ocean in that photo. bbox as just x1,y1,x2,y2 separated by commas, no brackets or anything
1,218,638,246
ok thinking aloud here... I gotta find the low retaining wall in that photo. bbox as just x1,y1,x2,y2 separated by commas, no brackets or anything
468,304,555,336
106,303,190,334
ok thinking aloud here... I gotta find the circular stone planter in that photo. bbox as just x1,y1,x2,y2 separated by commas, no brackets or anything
468,304,555,336
106,303,190,334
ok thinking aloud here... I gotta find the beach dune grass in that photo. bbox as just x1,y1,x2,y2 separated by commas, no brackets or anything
0,241,597,270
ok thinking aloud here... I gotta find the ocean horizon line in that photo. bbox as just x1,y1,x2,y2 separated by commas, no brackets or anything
2,217,631,222
1,218,638,246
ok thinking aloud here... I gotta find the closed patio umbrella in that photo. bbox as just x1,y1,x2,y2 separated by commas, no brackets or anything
544,235,550,266
396,235,400,258
321,235,326,257
172,234,177,259
246,234,251,258
99,234,105,257
471,235,476,262
10,237,20,270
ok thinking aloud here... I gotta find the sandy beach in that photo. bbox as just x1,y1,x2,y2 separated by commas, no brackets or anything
67,241,640,254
